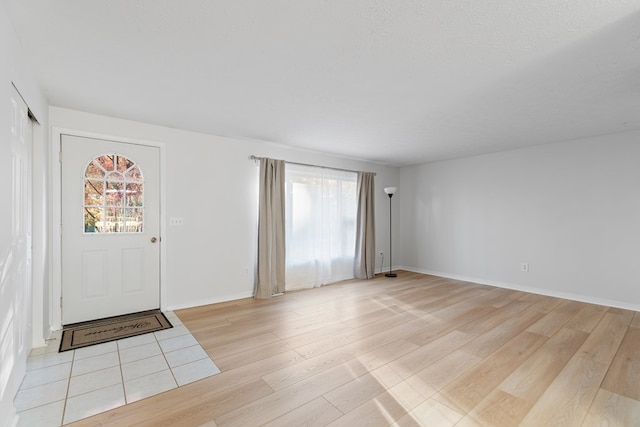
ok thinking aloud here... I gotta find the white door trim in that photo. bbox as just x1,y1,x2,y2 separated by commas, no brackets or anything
50,127,167,332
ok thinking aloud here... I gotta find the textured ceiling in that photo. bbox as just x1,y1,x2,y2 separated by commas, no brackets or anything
4,1,640,166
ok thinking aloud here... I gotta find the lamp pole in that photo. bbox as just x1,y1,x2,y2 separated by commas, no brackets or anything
384,187,397,278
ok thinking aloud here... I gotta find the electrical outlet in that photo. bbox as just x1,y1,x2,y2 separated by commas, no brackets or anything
169,217,184,226
521,262,529,272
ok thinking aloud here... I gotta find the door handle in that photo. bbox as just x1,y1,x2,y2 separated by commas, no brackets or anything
151,237,158,243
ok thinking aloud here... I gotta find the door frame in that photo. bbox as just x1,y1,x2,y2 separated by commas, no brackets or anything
51,127,167,332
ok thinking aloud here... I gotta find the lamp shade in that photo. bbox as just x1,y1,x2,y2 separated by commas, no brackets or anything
384,187,397,195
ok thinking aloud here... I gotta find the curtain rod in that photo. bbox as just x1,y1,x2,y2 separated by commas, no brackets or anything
249,155,376,176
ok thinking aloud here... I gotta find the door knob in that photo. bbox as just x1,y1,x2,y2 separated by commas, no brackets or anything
151,237,157,243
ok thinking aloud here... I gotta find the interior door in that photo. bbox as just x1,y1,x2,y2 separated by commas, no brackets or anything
61,134,160,325
1,85,32,410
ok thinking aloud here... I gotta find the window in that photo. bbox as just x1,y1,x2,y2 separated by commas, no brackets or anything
285,164,357,289
83,154,144,233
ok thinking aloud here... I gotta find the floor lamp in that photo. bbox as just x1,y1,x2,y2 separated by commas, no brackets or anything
384,186,397,278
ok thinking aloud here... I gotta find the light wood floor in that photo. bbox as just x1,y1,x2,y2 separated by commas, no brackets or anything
70,271,640,426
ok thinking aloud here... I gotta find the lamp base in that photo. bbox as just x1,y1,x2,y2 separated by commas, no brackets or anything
385,272,397,278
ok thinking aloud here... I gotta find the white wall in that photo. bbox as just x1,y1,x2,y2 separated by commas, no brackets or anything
399,131,640,310
1,3,49,426
49,107,399,314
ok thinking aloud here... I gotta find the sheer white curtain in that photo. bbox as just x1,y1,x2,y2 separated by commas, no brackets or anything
285,164,358,290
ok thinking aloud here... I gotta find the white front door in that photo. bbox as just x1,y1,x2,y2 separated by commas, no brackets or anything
61,135,160,324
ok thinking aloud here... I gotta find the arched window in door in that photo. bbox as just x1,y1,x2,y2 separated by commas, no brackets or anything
83,154,144,233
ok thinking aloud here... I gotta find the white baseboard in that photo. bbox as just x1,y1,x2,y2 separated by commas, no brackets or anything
47,326,60,338
165,291,255,312
398,266,640,312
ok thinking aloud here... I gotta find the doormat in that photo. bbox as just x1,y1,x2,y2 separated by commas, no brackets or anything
59,310,172,352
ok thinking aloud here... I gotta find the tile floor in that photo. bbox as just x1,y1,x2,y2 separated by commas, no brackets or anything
14,312,221,426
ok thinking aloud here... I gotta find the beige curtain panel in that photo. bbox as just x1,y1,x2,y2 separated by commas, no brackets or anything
354,172,376,279
255,158,286,299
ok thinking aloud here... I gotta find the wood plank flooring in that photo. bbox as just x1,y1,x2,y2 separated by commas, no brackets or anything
69,271,640,426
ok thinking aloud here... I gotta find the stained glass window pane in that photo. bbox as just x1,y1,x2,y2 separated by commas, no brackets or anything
117,156,134,172
96,155,115,172
84,154,143,234
105,207,124,232
107,171,124,182
84,207,103,233
85,161,105,178
84,180,104,206
126,183,143,207
105,182,125,206
125,208,143,232
126,166,143,182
